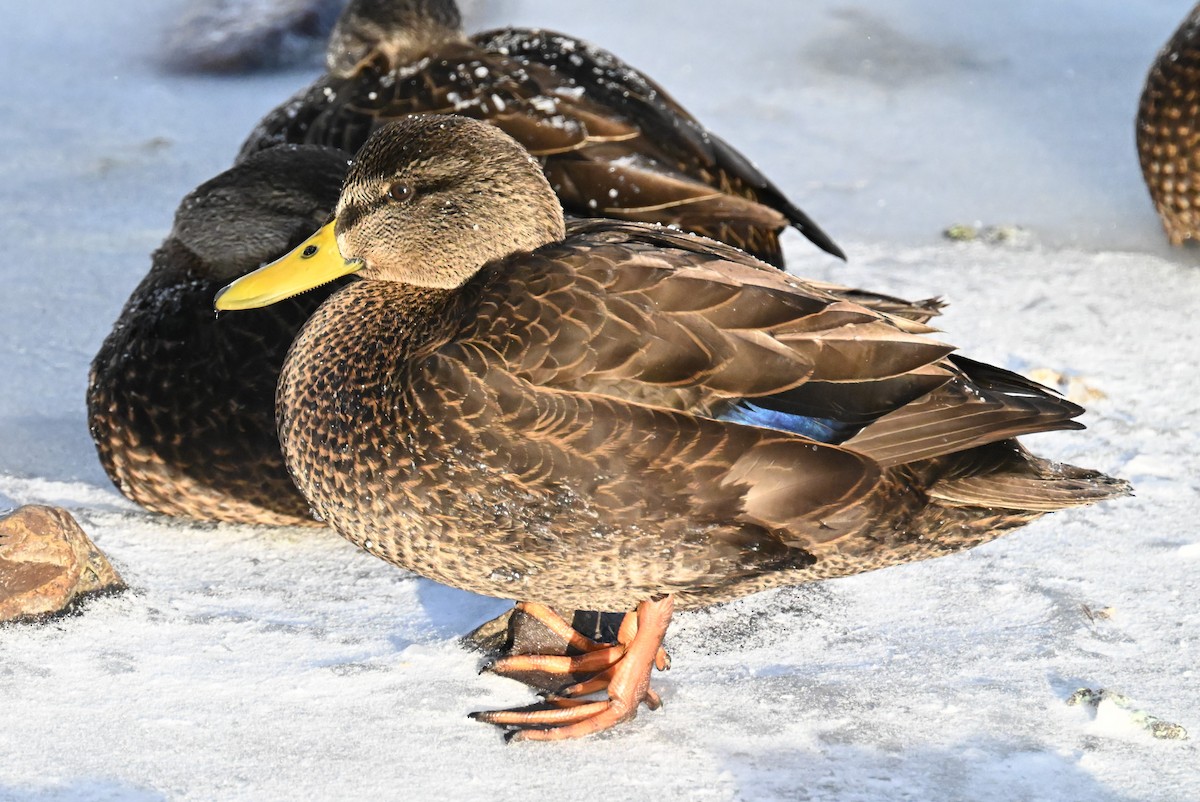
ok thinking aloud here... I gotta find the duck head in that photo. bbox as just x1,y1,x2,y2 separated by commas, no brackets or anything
215,115,566,310
327,0,466,77
174,144,350,281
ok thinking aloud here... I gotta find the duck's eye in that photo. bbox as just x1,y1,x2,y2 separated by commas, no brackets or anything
387,183,414,203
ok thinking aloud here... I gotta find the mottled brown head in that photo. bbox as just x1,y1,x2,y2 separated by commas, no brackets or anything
335,115,567,288
327,0,466,77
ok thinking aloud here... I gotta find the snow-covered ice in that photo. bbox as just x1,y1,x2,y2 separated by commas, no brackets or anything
1,1,1197,800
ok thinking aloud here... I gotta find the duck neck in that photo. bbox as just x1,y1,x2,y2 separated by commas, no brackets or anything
283,280,459,394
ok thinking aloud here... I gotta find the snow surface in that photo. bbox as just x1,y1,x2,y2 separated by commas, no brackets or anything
1,1,1198,800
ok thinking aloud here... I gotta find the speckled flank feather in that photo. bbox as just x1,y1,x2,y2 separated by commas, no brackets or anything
87,145,352,526
1137,4,1200,245
238,0,843,265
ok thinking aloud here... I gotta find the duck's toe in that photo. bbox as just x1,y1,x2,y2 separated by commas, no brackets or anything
471,596,674,741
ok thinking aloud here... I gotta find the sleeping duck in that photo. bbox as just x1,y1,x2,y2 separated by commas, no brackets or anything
238,0,844,267
215,116,1128,740
87,145,351,526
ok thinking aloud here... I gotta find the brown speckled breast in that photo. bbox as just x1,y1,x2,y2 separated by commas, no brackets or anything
279,281,856,611
1137,5,1200,245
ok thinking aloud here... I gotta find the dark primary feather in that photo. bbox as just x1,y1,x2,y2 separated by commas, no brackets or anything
843,355,1087,468
237,28,843,265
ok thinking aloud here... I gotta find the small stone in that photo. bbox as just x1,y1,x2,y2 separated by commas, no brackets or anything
1067,687,1189,741
1080,603,1116,622
943,223,979,241
0,505,126,623
942,222,1033,247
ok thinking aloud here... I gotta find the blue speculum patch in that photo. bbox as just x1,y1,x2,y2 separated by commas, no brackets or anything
719,403,856,444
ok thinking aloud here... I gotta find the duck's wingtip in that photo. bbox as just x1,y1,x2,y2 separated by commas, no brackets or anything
819,234,848,261
787,208,846,261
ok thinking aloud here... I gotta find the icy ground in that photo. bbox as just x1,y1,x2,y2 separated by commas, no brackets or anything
1,1,1198,800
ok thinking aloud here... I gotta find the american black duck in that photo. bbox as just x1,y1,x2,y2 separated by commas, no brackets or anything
215,116,1128,740
1137,4,1200,245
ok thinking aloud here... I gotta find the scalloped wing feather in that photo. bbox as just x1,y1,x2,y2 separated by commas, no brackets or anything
422,348,883,558
454,230,952,421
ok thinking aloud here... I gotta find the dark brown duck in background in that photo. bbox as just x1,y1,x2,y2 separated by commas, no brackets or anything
1137,3,1200,245
87,145,351,526
216,116,1128,740
239,0,844,266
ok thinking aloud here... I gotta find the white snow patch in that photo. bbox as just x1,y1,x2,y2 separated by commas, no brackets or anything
1,1,1197,801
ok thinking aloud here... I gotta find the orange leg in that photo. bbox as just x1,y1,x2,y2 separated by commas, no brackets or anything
512,602,614,654
487,646,626,677
487,603,670,685
471,595,675,741
614,610,671,672
549,674,663,711
485,603,625,683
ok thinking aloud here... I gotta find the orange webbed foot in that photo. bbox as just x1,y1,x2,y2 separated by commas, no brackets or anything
472,596,675,741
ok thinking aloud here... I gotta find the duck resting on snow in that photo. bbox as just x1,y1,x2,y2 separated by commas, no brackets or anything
215,115,1127,740
88,145,351,526
239,0,843,267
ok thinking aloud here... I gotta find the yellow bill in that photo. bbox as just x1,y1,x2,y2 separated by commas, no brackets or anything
214,220,362,311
